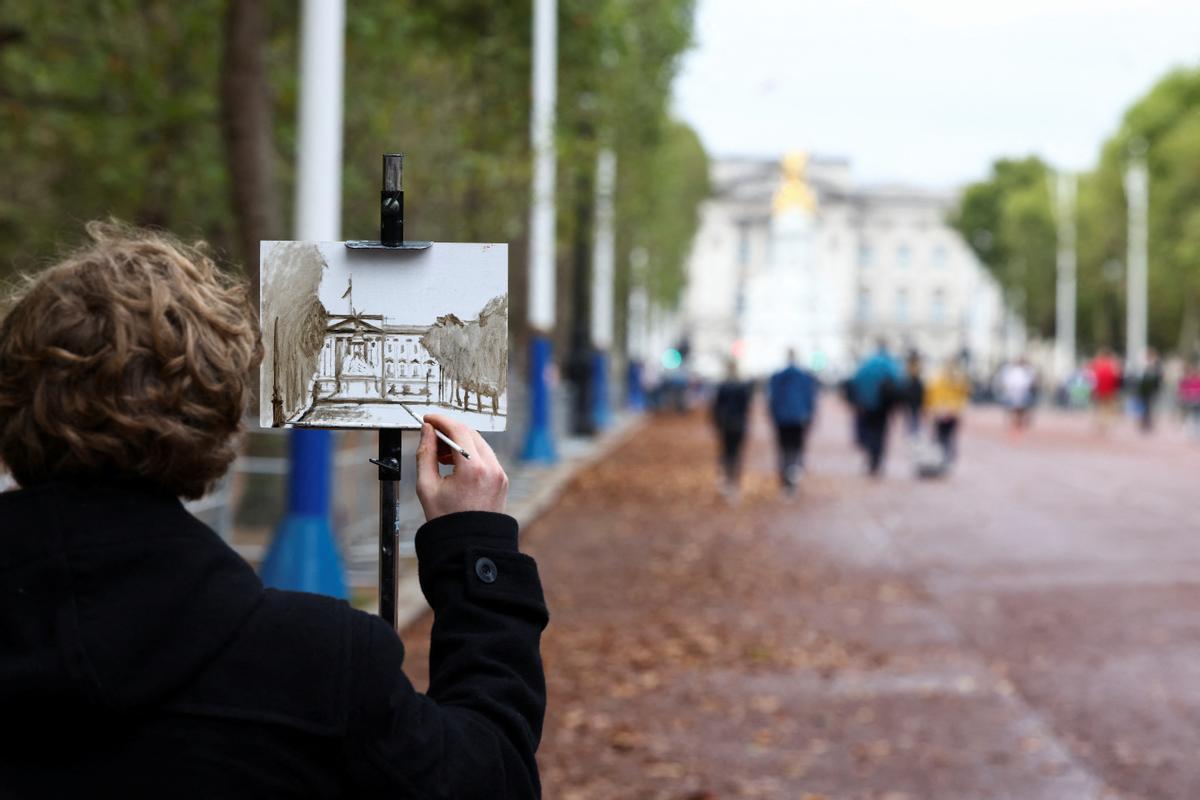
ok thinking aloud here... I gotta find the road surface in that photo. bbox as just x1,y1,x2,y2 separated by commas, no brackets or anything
402,398,1200,799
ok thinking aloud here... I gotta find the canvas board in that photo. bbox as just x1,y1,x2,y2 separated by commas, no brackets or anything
259,241,508,431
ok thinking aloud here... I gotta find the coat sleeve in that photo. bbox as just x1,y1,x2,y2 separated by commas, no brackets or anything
344,511,549,798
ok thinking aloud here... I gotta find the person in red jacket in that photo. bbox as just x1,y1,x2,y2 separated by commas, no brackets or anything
1088,348,1123,434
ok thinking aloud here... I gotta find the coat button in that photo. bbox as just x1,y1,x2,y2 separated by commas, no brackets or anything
475,557,498,584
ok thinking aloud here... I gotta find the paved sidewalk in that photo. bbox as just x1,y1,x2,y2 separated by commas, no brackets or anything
400,399,1200,799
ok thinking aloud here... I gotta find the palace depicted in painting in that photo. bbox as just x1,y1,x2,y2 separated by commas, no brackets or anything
270,278,508,427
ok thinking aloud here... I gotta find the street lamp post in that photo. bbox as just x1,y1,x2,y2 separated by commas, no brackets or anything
259,0,347,598
1054,171,1077,382
589,148,617,430
1125,146,1149,374
520,0,559,462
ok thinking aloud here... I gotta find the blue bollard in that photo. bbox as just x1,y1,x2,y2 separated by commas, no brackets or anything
626,359,646,411
521,334,557,463
591,349,612,431
260,428,348,598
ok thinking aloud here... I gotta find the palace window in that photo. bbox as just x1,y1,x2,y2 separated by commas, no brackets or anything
736,222,751,267
896,288,909,323
857,288,871,322
931,288,946,323
896,243,911,268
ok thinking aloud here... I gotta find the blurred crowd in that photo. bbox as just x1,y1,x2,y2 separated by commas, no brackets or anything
644,340,1200,503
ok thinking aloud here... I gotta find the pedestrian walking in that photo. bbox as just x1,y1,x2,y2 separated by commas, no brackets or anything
0,223,548,798
925,358,971,466
1065,369,1093,410
997,356,1037,431
851,340,902,476
1179,360,1200,439
1133,349,1164,433
1088,348,1123,434
712,359,753,501
902,350,926,437
768,348,818,495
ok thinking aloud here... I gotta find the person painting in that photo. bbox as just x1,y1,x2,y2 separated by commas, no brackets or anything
768,348,818,495
925,357,971,465
712,358,753,501
851,340,902,476
0,223,548,798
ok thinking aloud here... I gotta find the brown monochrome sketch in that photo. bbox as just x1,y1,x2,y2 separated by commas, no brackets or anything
259,241,508,431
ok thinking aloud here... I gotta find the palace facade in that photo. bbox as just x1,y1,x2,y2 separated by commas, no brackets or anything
310,314,443,405
682,154,1020,380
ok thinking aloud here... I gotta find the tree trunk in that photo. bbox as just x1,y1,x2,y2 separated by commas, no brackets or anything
219,0,281,308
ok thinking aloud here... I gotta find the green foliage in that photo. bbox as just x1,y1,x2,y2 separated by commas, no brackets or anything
949,156,1056,338
1086,66,1200,353
952,65,1200,355
0,0,707,356
0,1,233,270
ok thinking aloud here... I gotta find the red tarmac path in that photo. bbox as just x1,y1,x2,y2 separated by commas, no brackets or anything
403,398,1200,799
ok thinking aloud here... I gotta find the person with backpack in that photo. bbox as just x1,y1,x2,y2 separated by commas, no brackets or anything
768,349,818,495
851,340,902,477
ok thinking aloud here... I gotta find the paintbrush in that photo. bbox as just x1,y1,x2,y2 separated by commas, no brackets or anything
400,404,472,459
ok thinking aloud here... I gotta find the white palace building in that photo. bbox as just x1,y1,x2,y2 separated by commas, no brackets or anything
682,153,1018,380
311,315,441,404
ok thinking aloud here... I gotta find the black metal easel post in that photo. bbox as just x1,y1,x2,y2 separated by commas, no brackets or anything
354,154,433,628
376,428,402,628
374,153,407,628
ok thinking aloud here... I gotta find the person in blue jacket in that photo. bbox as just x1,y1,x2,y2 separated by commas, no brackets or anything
768,349,818,494
851,339,903,476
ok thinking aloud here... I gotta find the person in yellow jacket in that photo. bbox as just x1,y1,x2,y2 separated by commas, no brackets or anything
925,359,972,464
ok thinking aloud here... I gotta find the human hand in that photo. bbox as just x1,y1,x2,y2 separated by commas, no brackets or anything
415,413,508,521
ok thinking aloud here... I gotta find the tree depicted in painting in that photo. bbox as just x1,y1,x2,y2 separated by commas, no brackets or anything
421,294,508,414
261,242,329,423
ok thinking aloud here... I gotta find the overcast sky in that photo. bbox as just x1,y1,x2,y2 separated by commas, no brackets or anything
313,243,506,327
673,0,1200,188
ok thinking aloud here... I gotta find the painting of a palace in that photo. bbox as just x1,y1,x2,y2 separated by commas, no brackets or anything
259,240,508,431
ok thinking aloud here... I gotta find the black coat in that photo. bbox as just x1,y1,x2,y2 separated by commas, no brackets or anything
0,481,549,798
712,380,753,434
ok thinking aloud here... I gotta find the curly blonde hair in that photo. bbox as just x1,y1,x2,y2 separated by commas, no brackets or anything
0,221,263,499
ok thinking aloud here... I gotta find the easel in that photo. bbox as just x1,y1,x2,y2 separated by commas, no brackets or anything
353,153,431,629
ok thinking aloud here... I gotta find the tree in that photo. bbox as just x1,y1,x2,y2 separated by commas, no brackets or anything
953,66,1200,356
949,157,1056,339
1083,67,1200,354
0,2,234,273
1,0,709,367
220,0,282,300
